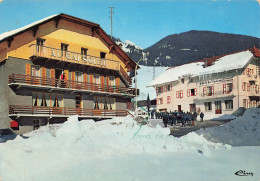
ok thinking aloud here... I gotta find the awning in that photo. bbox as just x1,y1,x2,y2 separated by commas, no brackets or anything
10,120,19,128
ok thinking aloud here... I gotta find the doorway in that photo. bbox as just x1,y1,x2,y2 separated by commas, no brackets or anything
189,104,196,112
178,105,181,112
76,95,82,115
215,101,222,114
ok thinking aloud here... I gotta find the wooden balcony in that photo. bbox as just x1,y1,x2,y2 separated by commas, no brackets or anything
9,105,129,118
29,44,132,86
8,74,139,97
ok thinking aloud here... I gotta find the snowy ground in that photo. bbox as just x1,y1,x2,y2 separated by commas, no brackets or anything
0,109,259,181
133,65,168,100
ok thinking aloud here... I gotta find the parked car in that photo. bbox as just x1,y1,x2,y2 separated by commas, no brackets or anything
0,128,17,143
134,110,149,124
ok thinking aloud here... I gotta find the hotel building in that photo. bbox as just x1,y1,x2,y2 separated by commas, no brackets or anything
0,14,138,134
148,48,260,120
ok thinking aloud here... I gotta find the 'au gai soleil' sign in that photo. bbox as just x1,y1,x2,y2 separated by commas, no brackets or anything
50,49,106,67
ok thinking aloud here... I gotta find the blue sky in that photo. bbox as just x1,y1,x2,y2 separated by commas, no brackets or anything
0,0,259,48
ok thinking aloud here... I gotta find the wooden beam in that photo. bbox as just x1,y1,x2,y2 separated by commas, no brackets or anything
32,26,39,37
7,37,14,48
92,27,97,37
55,17,61,28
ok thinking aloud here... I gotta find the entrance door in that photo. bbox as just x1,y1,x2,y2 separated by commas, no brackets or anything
55,69,62,87
190,104,196,112
215,101,222,114
76,95,82,115
178,105,181,112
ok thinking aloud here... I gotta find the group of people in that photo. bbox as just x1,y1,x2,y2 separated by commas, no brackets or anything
149,110,204,127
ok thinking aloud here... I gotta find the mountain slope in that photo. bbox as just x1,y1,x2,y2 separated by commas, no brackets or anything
116,30,260,67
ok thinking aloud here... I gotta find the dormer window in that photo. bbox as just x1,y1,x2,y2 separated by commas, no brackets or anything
37,38,45,46
100,52,106,59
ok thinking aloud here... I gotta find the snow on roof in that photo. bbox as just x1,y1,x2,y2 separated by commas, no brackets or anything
148,50,254,87
0,14,58,42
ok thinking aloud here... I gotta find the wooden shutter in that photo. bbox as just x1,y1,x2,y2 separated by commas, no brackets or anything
25,63,31,83
41,67,46,77
194,88,197,96
203,87,206,96
84,73,88,82
242,83,245,91
116,77,120,86
101,75,105,92
161,86,164,93
187,89,190,97
223,84,226,94
90,74,93,83
50,68,55,86
64,70,69,80
161,98,163,104
41,67,46,85
156,98,159,105
71,71,75,89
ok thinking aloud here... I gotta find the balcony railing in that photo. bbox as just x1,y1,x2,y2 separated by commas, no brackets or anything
29,44,132,85
199,90,233,97
9,105,129,117
30,44,120,71
8,74,138,96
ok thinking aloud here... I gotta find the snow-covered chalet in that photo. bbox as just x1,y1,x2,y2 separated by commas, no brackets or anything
0,13,138,134
148,47,260,119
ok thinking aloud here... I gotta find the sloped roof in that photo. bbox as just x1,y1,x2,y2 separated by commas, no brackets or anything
148,48,260,87
0,13,137,71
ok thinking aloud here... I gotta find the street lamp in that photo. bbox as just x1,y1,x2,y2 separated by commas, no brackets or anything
134,53,149,111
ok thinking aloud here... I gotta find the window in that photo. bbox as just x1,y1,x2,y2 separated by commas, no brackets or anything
81,48,88,55
242,82,246,91
81,48,88,59
157,87,162,94
37,38,45,46
225,100,233,110
31,65,40,77
176,90,183,98
159,98,163,104
204,102,212,111
109,76,115,86
100,52,106,59
94,97,114,110
61,43,69,56
247,83,251,91
181,78,184,84
167,84,172,91
167,96,171,103
243,99,246,108
32,92,62,107
93,74,100,84
75,72,83,82
207,86,214,96
164,85,167,92
188,88,197,97
227,83,232,93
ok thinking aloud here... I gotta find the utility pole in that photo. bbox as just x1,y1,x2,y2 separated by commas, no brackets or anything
109,6,114,39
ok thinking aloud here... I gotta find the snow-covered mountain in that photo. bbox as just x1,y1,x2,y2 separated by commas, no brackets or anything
115,30,260,67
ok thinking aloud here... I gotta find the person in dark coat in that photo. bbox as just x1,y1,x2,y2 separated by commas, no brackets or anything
151,110,154,119
200,112,204,122
155,112,158,119
193,112,197,122
169,113,173,126
162,113,168,127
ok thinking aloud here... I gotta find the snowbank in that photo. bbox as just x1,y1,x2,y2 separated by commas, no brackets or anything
0,115,259,181
197,108,260,146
